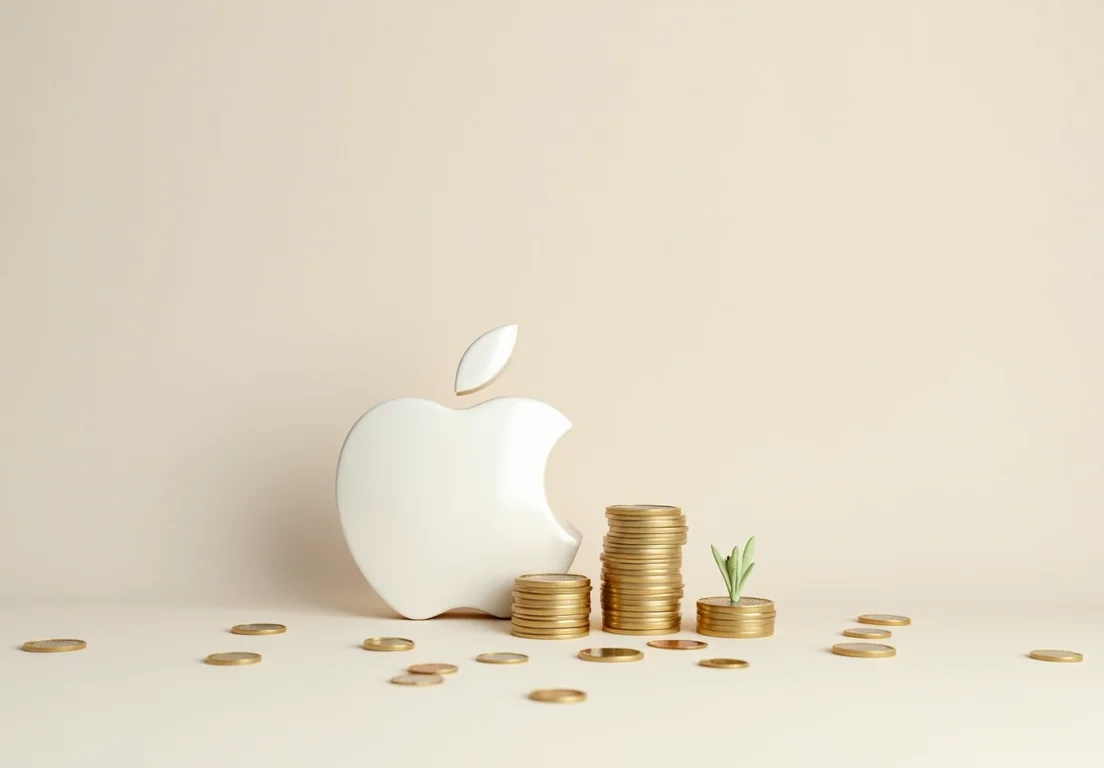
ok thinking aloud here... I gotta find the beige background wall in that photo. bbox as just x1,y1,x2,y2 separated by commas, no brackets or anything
2,1,1102,612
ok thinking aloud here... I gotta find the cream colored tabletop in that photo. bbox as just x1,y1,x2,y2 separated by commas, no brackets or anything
2,599,1100,768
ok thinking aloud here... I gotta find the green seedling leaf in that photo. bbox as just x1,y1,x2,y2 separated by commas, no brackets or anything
711,545,732,594
742,536,756,570
728,545,741,601
728,545,740,583
737,562,755,594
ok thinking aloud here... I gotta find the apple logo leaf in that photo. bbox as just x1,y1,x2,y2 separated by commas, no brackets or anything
455,324,518,396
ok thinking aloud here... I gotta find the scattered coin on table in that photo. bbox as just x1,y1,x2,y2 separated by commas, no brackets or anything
1029,649,1083,663
648,639,708,651
699,658,749,669
22,639,86,653
390,673,444,686
843,627,891,639
577,647,643,663
529,689,587,703
408,663,458,675
231,623,286,636
831,642,896,659
205,652,262,666
363,637,415,651
476,652,529,664
856,614,910,626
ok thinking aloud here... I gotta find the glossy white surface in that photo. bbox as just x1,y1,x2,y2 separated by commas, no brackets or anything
336,326,579,620
454,324,517,396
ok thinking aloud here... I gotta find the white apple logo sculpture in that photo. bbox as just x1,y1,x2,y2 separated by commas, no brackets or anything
335,324,581,619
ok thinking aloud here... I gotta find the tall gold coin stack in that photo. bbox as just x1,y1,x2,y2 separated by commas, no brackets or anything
511,574,592,639
600,505,686,635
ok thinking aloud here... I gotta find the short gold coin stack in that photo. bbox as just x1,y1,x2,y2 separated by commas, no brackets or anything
511,574,591,639
696,596,776,638
600,505,686,635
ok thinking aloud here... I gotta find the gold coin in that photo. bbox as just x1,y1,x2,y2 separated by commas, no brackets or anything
696,627,773,639
605,531,687,540
512,632,589,640
230,623,286,636
832,642,896,658
600,563,682,573
205,652,262,666
1029,649,1083,663
648,639,708,650
606,625,680,634
511,628,589,639
699,657,749,669
697,613,777,622
513,592,591,602
577,647,644,663
363,637,415,651
603,588,683,597
606,504,682,516
603,609,681,618
843,627,891,639
408,663,458,675
603,625,679,636
856,614,910,626
512,610,590,621
510,613,591,626
390,673,444,686
529,688,586,703
603,595,682,604
697,596,774,609
515,574,590,590
513,592,591,603
512,615,591,624
609,525,684,531
602,576,683,586
609,516,684,527
476,652,529,664
21,639,86,653
601,613,680,624
603,539,683,550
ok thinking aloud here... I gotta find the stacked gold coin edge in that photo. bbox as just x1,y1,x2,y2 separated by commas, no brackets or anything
696,597,776,638
600,505,686,635
511,574,592,639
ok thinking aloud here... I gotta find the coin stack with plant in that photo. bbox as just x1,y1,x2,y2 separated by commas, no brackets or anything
600,504,687,635
696,536,776,638
511,574,591,639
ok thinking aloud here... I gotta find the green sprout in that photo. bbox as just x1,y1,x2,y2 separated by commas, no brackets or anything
711,536,756,603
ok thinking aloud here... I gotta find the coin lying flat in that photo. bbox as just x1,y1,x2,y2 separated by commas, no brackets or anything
390,673,444,686
363,637,414,651
647,639,708,651
832,642,896,658
577,647,644,663
516,574,591,590
1029,649,1083,663
699,658,749,669
476,652,529,665
856,614,910,626
529,688,587,703
408,663,458,675
22,639,86,653
205,652,261,666
231,623,286,636
843,627,891,639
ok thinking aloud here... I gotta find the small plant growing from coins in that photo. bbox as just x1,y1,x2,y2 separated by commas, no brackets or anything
711,536,756,604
